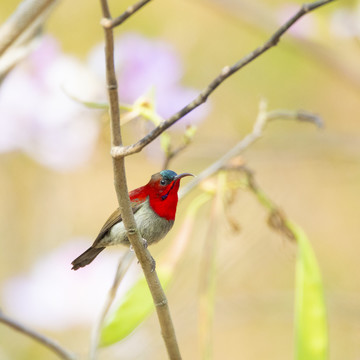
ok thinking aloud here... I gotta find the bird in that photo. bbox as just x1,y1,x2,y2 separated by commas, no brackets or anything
71,170,194,270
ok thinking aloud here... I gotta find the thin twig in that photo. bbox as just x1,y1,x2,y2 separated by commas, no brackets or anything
101,0,152,29
266,109,323,127
90,251,135,360
179,101,322,199
0,0,57,57
239,165,296,241
111,0,334,158
0,310,76,360
162,143,189,170
99,0,182,359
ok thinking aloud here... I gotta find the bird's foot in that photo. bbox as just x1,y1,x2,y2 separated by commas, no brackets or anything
141,238,148,249
129,238,155,271
150,256,156,272
129,238,148,251
135,254,156,272
140,238,155,271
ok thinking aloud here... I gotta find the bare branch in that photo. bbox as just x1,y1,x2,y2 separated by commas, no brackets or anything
179,101,322,199
101,0,153,29
162,128,196,170
162,143,188,170
0,310,76,360
266,109,323,127
0,0,57,57
98,0,182,358
111,0,334,158
239,165,296,241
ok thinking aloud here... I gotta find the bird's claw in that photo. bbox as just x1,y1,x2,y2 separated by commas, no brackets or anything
131,238,155,271
129,238,148,251
150,256,156,272
136,255,156,272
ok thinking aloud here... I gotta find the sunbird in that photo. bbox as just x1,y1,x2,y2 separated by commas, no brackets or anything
71,170,194,270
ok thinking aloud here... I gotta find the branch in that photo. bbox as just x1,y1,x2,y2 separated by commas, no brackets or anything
111,0,334,158
179,101,322,199
0,0,57,57
100,0,152,29
0,310,76,360
162,142,188,170
238,165,296,241
266,109,323,127
99,1,182,359
162,127,196,170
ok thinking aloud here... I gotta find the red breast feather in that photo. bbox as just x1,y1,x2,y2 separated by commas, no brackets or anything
147,180,181,221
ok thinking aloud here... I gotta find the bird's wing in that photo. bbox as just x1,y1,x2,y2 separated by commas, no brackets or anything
92,202,144,246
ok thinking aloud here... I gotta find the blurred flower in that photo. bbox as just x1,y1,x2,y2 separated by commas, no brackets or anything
277,4,318,38
88,33,208,130
0,36,102,171
1,239,137,330
330,4,360,38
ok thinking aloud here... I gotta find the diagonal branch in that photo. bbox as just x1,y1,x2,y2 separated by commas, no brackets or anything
0,0,57,57
0,310,76,360
179,101,322,199
111,0,334,158
101,0,153,29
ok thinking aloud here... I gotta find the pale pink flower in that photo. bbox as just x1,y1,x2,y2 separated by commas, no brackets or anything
1,239,137,330
0,36,102,171
88,33,208,130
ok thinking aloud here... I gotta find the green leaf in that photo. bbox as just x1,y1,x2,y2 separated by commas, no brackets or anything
288,221,328,360
242,169,328,360
99,267,172,347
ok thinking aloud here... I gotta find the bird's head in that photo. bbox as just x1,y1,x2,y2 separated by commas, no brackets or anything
149,170,193,199
146,170,194,220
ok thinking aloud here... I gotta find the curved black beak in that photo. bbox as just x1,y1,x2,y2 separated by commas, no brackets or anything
174,173,195,181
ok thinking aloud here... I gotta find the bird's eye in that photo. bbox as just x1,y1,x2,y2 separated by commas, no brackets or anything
160,179,166,186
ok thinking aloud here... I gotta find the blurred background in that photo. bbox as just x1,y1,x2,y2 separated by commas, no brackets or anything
0,0,359,359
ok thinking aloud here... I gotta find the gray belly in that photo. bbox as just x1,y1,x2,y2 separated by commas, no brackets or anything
98,201,174,247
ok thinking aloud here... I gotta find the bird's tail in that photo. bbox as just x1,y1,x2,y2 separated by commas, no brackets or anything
71,246,105,270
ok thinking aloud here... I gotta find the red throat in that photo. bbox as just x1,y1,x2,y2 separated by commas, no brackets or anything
148,180,180,221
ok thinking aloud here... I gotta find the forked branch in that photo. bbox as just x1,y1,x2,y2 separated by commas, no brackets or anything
101,0,152,29
179,102,322,198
